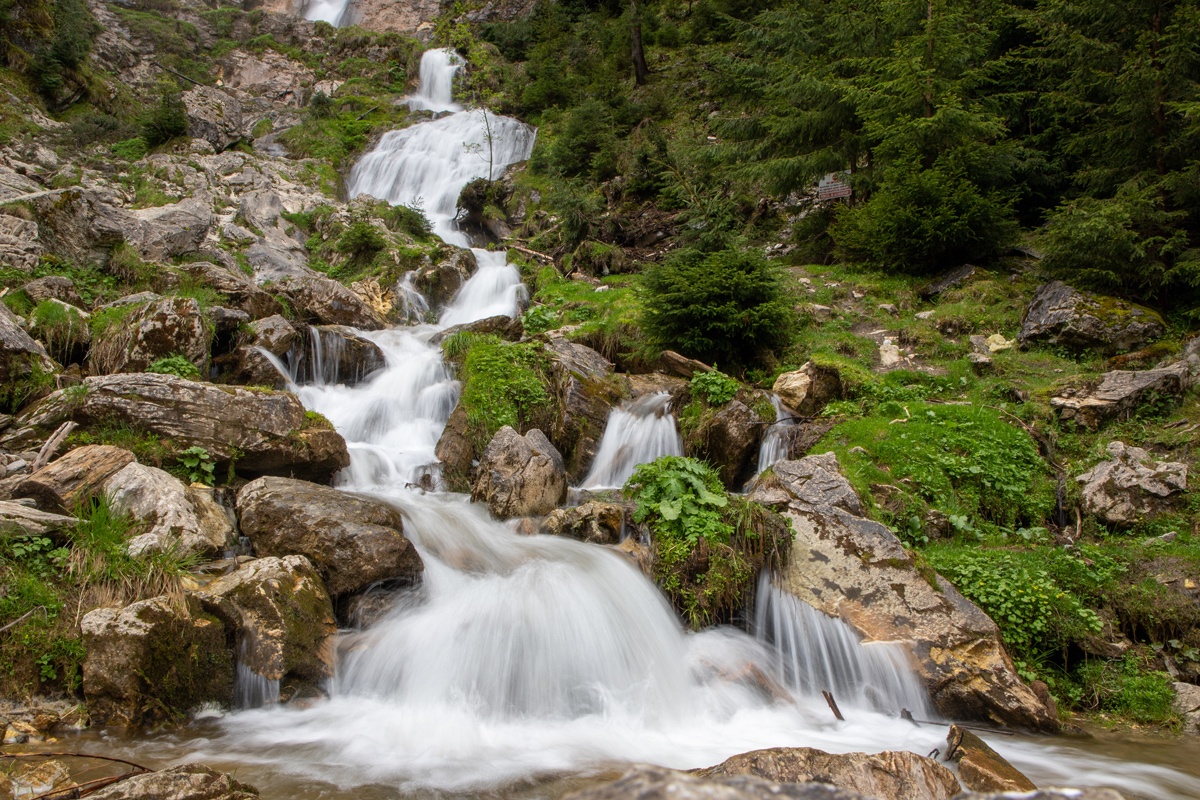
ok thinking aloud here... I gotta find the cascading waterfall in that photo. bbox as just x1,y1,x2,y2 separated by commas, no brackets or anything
752,573,931,718
145,45,1200,800
756,395,796,474
579,393,684,490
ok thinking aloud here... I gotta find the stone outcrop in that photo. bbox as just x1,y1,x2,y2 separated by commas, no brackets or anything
220,49,314,107
86,764,259,800
81,595,235,727
1019,281,1164,355
175,261,283,319
413,249,477,310
0,302,59,411
747,453,864,515
1051,362,1190,429
89,296,211,375
183,85,245,151
299,325,387,386
0,499,79,537
539,501,627,545
432,314,524,344
16,445,135,513
129,196,214,262
686,399,764,488
945,725,1036,793
772,362,842,416
199,555,336,697
24,275,84,307
1077,441,1187,526
1,374,348,482
434,403,474,489
701,747,960,800
104,462,235,556
1173,681,1200,734
472,426,568,519
276,274,387,330
0,213,41,272
225,314,300,388
545,339,626,480
236,476,422,598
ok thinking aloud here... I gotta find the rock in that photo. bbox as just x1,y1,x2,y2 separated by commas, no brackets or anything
184,85,245,151
540,501,627,544
220,49,314,107
959,792,1126,800
16,445,135,513
24,276,84,308
431,314,523,344
1173,681,1200,733
0,213,41,271
879,340,905,368
0,303,59,412
918,264,978,300
81,595,235,727
129,196,214,262
776,503,1057,730
413,249,477,310
199,555,335,696
773,363,842,416
176,261,283,319
297,326,387,386
1019,281,1164,355
236,476,422,598
85,764,259,800
0,499,78,537
1077,441,1187,526
472,427,568,519
659,349,713,378
104,462,234,556
434,403,473,489
1050,363,1189,430
2,374,348,482
564,765,874,800
226,314,301,388
277,274,387,330
90,296,211,375
9,759,71,798
946,725,1035,792
545,339,626,480
702,747,960,800
746,453,864,515
687,399,763,487
879,303,899,315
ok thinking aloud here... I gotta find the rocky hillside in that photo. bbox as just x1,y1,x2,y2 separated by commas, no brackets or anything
0,0,1197,788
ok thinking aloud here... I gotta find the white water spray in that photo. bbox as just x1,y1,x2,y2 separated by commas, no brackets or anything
580,393,684,490
756,395,796,474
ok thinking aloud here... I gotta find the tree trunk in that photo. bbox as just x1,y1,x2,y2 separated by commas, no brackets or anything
630,0,649,86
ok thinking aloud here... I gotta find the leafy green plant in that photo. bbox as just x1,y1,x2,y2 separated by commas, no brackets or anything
147,353,201,380
689,369,739,406
141,89,189,147
176,445,215,486
521,304,560,334
626,456,732,547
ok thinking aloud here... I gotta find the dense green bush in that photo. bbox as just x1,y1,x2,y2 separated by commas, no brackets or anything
442,332,554,448
640,246,793,369
140,89,189,147
689,369,739,406
336,221,388,261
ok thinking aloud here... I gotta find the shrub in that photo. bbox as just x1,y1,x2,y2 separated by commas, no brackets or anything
381,203,433,240
335,221,388,261
640,246,793,369
147,353,200,380
1067,652,1178,725
689,369,739,406
175,445,215,486
140,90,189,147
832,167,1017,273
110,137,149,161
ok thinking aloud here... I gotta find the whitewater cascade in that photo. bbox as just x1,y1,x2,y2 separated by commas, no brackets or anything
150,45,1200,800
579,393,684,490
755,395,796,474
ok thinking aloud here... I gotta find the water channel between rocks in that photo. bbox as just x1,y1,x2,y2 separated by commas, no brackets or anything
59,47,1200,800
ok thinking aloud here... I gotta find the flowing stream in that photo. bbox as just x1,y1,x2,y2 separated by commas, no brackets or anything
77,47,1200,800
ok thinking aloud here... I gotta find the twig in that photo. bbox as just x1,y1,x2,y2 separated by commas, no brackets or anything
149,60,203,88
898,712,1015,735
33,772,142,800
1,752,152,773
31,421,77,472
508,245,554,262
0,606,46,635
821,690,844,721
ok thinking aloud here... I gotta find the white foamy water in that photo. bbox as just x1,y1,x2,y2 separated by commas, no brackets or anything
579,393,684,490
755,395,795,474
137,45,1200,800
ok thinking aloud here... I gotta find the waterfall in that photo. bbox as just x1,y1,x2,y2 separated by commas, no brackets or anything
235,641,280,710
579,393,684,490
752,573,933,718
301,0,353,27
755,395,795,474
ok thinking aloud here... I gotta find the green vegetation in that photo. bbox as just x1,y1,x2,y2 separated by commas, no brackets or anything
29,299,87,363
147,354,202,380
624,456,790,628
442,332,555,448
689,369,739,406
176,445,216,486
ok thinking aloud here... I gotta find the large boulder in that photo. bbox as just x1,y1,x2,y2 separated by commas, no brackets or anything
413,249,477,311
199,555,336,699
86,764,259,800
16,445,135,513
1051,363,1190,430
89,296,211,375
776,502,1057,730
772,362,842,416
686,399,764,488
1173,681,1200,734
129,196,214,262
236,476,422,598
545,339,626,480
1077,441,1187,527
747,453,864,515
471,426,567,519
220,49,314,107
276,274,387,330
539,501,627,545
298,325,387,386
1019,281,1164,355
434,403,474,489
945,725,1036,793
104,462,235,556
81,595,235,727
175,261,283,319
701,747,960,800
24,275,84,308
0,302,59,412
225,314,301,388
1,374,349,482
183,85,245,151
